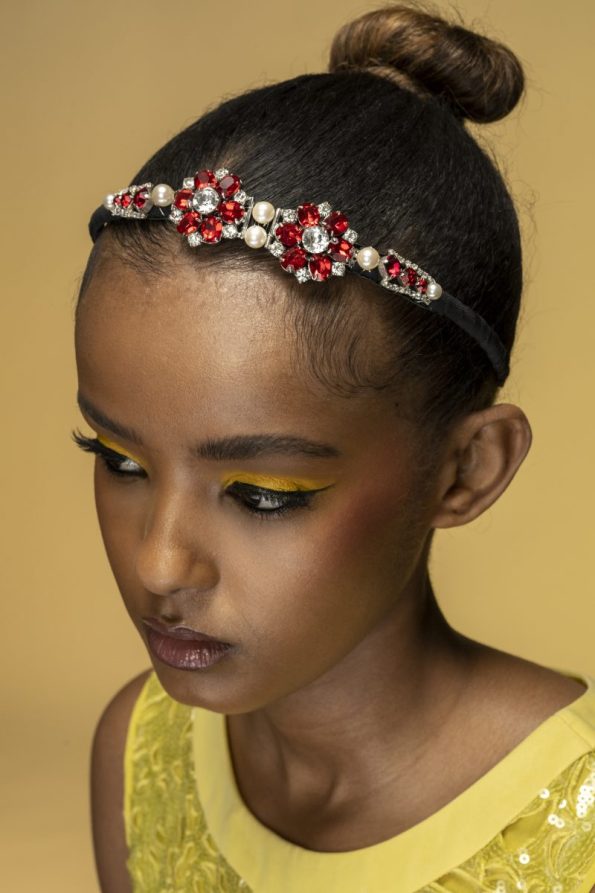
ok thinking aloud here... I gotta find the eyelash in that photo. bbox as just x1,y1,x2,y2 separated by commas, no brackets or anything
71,429,318,521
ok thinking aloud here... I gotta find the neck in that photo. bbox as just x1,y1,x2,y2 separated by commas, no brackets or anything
227,569,478,805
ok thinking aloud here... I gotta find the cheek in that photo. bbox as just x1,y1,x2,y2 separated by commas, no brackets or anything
93,465,142,595
233,478,422,649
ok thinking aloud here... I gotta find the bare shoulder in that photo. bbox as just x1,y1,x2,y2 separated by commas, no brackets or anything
90,668,153,893
464,642,587,742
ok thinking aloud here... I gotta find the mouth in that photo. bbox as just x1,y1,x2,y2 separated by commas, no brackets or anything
142,616,231,642
141,617,234,671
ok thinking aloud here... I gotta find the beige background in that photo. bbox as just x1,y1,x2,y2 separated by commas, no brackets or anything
2,0,594,889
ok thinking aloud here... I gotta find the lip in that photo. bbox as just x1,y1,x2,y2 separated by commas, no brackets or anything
141,616,231,643
141,617,234,671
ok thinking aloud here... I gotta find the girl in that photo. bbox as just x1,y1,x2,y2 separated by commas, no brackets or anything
73,3,595,891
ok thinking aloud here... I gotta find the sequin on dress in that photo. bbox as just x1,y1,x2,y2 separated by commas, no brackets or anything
123,668,595,893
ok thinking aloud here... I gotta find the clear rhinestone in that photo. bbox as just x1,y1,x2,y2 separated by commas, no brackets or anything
183,177,195,189
332,262,346,276
295,267,310,282
235,190,247,204
318,202,332,218
301,225,330,254
187,232,202,247
518,852,530,864
282,209,298,222
539,788,550,799
222,224,238,238
169,208,183,221
215,168,229,179
343,228,358,243
269,241,285,257
192,187,220,214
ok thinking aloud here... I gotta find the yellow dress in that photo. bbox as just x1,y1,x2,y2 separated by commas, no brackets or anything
123,666,595,892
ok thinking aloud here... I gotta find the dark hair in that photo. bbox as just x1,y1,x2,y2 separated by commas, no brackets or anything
77,1,525,465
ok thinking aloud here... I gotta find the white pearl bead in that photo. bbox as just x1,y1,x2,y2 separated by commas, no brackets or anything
355,246,380,270
103,194,115,210
426,281,443,300
252,201,276,225
151,183,175,207
243,224,268,249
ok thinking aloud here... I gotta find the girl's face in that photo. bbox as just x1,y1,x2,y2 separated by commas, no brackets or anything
75,249,439,714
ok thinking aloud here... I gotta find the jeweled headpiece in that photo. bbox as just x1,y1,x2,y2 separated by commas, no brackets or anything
88,166,509,385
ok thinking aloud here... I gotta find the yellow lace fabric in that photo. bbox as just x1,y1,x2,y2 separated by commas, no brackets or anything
124,672,595,893
427,751,595,892
124,673,249,893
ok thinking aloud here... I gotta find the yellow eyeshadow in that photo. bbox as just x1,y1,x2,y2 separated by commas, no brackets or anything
96,435,144,467
220,470,336,491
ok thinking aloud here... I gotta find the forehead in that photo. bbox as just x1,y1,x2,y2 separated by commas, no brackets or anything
74,253,413,459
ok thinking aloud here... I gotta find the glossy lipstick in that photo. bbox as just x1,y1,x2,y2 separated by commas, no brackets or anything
142,618,233,670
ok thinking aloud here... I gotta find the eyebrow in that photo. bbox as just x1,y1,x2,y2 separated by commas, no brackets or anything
76,392,342,461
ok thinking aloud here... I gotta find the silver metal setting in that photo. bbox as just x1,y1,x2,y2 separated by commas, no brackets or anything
108,182,154,219
378,250,442,305
268,241,285,257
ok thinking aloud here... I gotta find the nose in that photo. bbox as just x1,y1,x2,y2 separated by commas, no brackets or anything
134,484,219,597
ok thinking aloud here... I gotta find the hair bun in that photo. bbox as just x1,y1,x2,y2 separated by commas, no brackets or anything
328,3,525,124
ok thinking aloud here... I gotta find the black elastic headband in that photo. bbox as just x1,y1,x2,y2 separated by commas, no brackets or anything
88,168,510,385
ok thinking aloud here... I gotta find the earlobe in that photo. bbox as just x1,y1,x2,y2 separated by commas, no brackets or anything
429,404,533,530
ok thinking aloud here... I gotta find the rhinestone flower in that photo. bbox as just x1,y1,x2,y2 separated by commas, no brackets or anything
169,168,249,246
267,201,356,282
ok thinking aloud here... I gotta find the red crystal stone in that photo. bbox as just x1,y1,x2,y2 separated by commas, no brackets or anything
385,255,402,278
177,212,201,235
309,255,333,281
280,246,308,271
329,239,353,262
194,169,219,190
297,203,320,227
200,215,223,242
417,277,428,294
133,190,149,209
325,211,349,235
219,200,244,223
113,194,123,207
174,189,194,210
120,192,133,209
275,222,303,247
218,173,241,198
402,267,418,287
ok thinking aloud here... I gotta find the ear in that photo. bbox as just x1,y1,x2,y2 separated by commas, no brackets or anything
429,403,533,529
